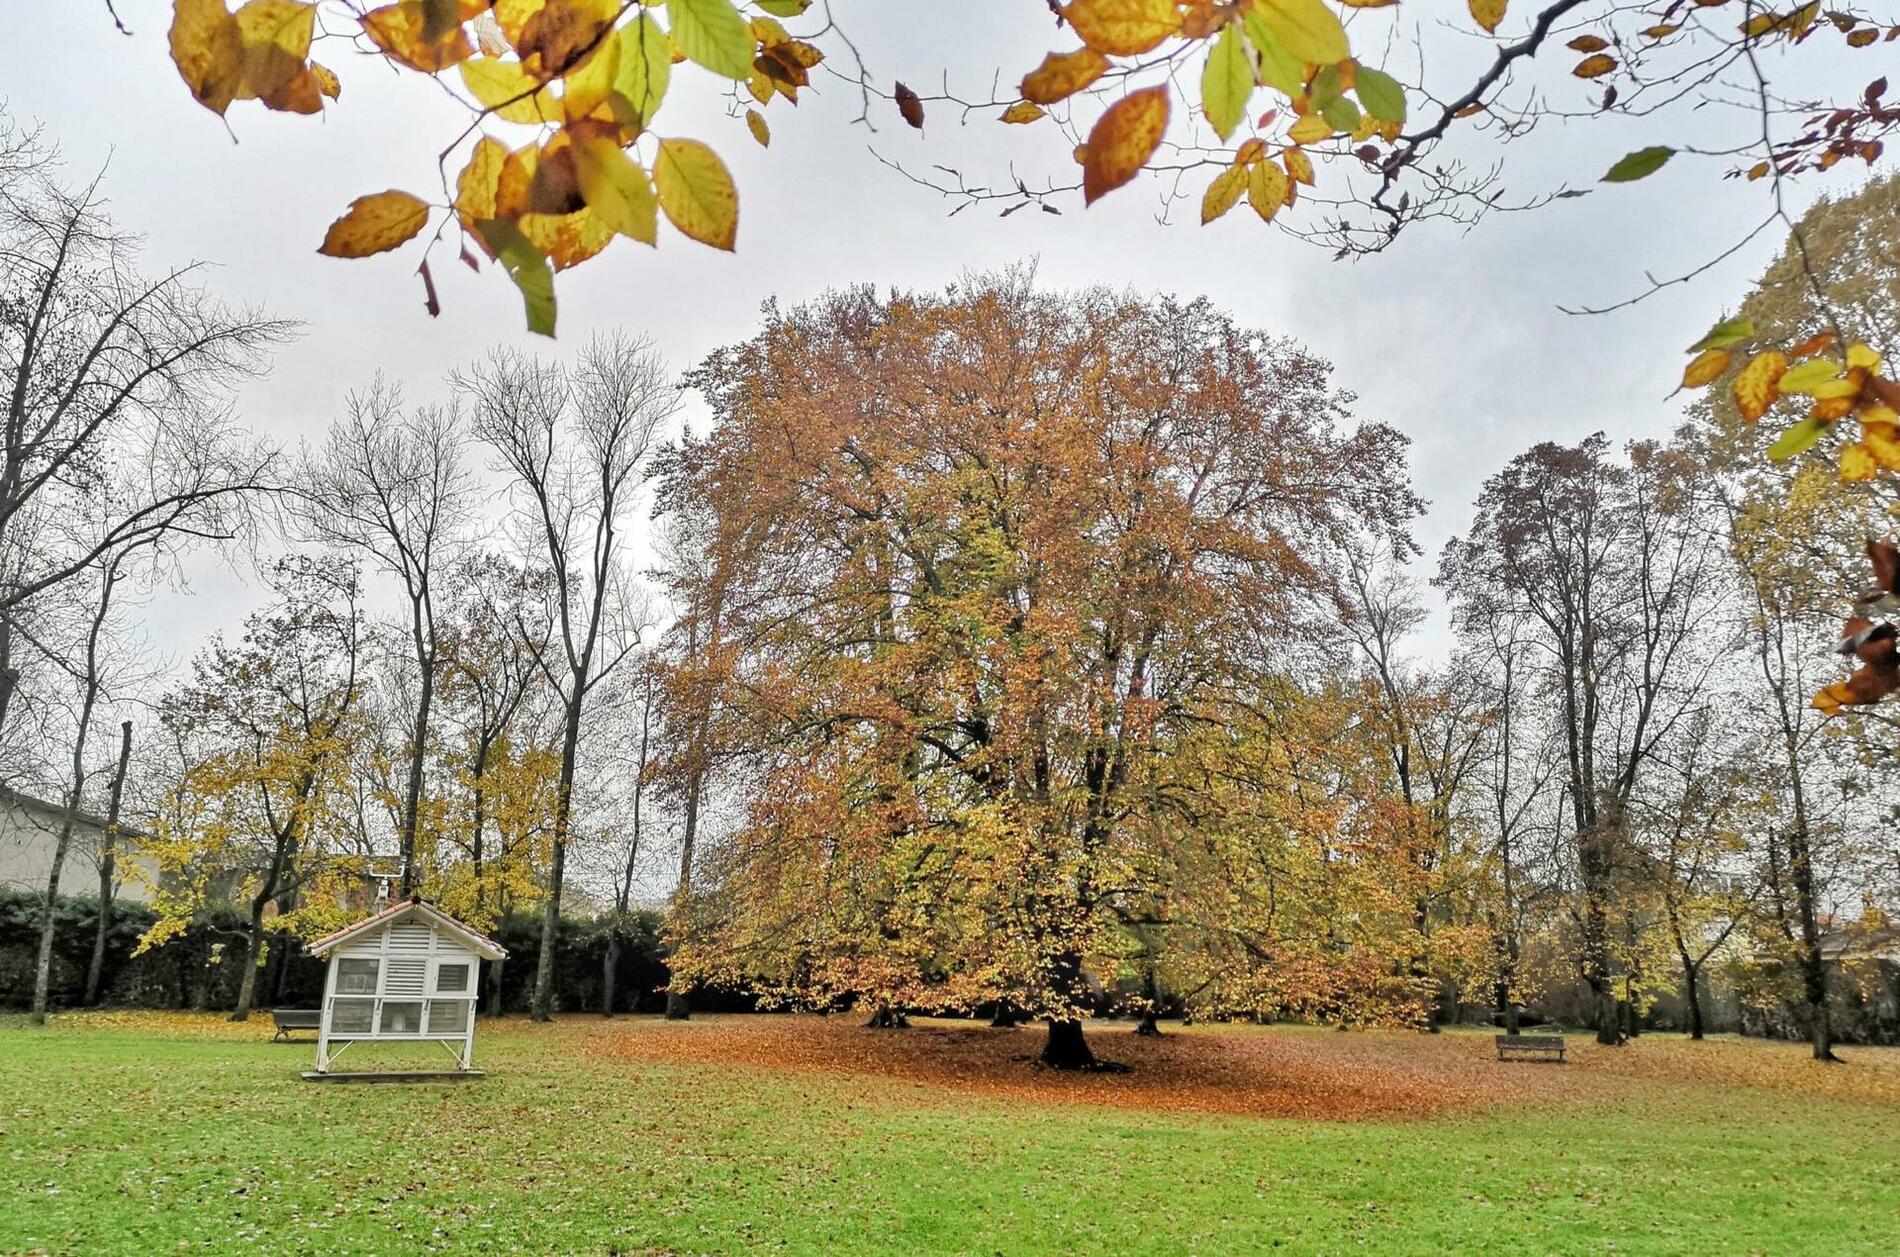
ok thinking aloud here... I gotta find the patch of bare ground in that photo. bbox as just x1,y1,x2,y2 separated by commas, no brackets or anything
581,1015,1900,1123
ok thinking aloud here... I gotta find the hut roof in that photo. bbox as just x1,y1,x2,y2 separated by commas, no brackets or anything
306,898,507,961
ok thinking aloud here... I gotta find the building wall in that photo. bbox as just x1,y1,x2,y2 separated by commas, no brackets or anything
0,792,154,903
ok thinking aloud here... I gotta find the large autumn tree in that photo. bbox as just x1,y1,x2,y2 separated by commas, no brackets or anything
660,275,1420,1068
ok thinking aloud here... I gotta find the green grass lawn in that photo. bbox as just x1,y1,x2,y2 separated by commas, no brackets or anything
2,1014,1896,1255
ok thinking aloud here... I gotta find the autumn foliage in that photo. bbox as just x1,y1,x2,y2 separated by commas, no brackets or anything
653,277,1435,1062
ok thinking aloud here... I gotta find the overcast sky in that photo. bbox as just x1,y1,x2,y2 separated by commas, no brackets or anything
4,1,1855,666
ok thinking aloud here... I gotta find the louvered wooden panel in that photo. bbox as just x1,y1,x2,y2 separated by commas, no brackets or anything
385,956,427,996
388,923,433,954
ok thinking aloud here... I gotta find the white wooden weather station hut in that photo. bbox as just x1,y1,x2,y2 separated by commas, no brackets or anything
302,898,506,1082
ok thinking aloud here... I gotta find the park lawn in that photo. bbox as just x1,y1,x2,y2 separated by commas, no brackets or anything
0,1014,1896,1255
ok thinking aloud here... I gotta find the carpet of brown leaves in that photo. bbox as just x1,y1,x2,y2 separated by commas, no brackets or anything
583,1015,1900,1123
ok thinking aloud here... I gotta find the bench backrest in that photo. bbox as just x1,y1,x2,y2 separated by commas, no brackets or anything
1495,1034,1564,1047
273,1009,322,1028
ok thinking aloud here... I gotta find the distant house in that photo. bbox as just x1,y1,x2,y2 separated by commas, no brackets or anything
0,783,152,902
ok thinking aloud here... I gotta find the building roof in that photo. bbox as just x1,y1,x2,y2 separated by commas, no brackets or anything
0,782,149,840
305,898,507,961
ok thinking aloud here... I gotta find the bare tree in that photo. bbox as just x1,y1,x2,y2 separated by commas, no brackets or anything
0,127,287,746
80,716,132,1006
457,332,677,1022
296,387,470,896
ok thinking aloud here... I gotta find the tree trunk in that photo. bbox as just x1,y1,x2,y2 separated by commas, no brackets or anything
1592,982,1621,1046
82,721,134,1006
1134,1012,1161,1037
1683,959,1705,1041
664,989,691,1021
601,932,619,1017
989,1001,1023,1028
486,954,505,1018
1040,1018,1127,1071
864,1005,909,1029
530,841,564,1023
397,633,435,898
229,902,269,1021
531,690,584,1023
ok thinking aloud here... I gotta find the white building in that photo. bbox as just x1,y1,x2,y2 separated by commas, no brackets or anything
0,784,151,902
305,898,507,1076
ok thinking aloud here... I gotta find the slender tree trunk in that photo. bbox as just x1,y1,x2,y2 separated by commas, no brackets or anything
989,1000,1024,1028
83,720,133,1006
602,931,619,1017
229,899,269,1021
864,1005,909,1029
1682,956,1705,1040
531,701,582,1023
1134,959,1162,1036
397,635,435,899
27,817,76,1024
486,953,506,1018
664,757,703,1022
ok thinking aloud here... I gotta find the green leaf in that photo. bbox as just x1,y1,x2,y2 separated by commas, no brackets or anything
1778,358,1842,394
1255,0,1349,65
476,218,556,337
1688,317,1755,352
1242,10,1303,96
669,0,754,80
1602,146,1674,182
755,0,811,15
1200,24,1253,142
1355,66,1406,124
1320,94,1361,133
1766,417,1829,460
1307,63,1344,110
610,12,672,129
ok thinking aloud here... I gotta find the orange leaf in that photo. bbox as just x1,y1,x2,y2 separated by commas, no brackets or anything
1573,53,1617,78
1681,348,1731,389
1022,47,1110,105
1082,85,1170,204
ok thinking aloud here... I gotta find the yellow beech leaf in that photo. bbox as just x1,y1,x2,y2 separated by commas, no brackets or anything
318,190,431,258
1284,146,1315,185
1247,159,1288,221
654,137,738,250
494,0,543,44
171,0,244,115
310,61,341,99
1235,137,1266,165
1573,53,1616,78
1021,47,1111,104
1256,0,1349,64
1847,342,1882,372
455,136,510,237
1468,0,1506,35
1862,420,1900,470
571,133,658,244
1081,85,1170,204
746,108,771,146
1288,114,1333,144
460,58,560,122
563,28,621,119
1064,0,1180,57
1733,349,1789,422
1002,101,1047,124
1642,24,1678,38
233,0,316,101
1841,441,1879,482
1681,348,1732,389
1201,164,1249,223
362,2,473,72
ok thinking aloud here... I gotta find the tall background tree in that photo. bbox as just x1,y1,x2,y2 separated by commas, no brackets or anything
458,331,675,1021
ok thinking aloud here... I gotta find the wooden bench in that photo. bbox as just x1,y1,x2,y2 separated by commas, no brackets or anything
1496,1033,1566,1063
271,1009,321,1042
